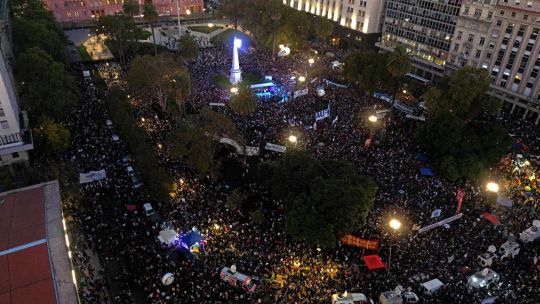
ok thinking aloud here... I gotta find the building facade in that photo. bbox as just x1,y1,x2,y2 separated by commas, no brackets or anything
377,0,463,83
45,0,204,23
0,0,32,166
447,0,540,124
282,0,385,34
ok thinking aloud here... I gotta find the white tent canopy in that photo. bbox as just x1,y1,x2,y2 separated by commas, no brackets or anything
158,228,178,245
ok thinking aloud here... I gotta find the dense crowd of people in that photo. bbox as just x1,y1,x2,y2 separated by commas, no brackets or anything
62,35,540,304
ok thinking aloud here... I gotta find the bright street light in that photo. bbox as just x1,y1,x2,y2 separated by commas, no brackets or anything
368,115,378,123
298,76,306,82
308,58,315,65
185,9,191,15
208,23,214,28
486,182,499,193
230,87,238,94
389,219,401,230
402,89,407,94
288,135,297,143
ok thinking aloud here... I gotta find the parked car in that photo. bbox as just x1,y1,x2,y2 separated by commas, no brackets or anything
467,268,500,289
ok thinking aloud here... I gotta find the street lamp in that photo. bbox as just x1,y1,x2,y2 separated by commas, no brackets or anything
298,76,306,82
368,115,378,123
308,58,315,65
288,135,297,144
208,23,214,28
486,182,499,193
230,87,238,94
388,218,401,273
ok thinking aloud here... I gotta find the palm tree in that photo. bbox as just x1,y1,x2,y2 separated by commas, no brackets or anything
229,85,258,132
386,45,412,108
123,0,139,17
143,3,159,56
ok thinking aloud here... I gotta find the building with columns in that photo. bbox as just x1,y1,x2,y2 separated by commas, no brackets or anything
377,0,463,83
282,0,385,50
447,0,540,124
45,0,204,23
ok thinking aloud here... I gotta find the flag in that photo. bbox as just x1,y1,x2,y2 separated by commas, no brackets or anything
455,188,465,214
332,116,339,126
431,209,442,218
315,104,331,121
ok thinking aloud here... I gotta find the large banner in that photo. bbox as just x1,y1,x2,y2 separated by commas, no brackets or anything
340,235,379,250
323,79,348,88
245,146,260,156
265,143,287,153
418,213,463,234
79,169,107,184
293,88,308,99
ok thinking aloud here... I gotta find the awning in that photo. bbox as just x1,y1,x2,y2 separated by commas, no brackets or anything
362,255,386,270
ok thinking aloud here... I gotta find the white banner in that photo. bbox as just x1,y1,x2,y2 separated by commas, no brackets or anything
209,102,225,107
245,146,260,156
310,77,318,84
293,88,309,99
406,114,426,121
418,213,463,234
323,79,347,88
79,169,107,184
315,108,330,121
265,143,287,153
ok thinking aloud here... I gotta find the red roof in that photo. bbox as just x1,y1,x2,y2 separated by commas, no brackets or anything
0,186,59,304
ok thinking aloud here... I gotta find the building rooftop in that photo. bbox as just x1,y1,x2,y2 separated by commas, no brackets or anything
0,182,78,304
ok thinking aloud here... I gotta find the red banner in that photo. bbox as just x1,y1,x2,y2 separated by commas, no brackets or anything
340,235,379,250
455,188,464,214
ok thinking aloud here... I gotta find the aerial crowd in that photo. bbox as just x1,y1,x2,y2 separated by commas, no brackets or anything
62,35,540,304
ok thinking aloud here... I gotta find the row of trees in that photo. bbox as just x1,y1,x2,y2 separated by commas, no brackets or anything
417,67,511,181
12,0,74,154
105,89,170,201
218,0,335,49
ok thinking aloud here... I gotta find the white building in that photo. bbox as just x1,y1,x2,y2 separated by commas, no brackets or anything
282,0,384,34
0,0,33,166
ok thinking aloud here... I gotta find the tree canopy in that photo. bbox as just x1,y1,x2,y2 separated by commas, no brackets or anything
417,67,511,181
229,85,258,117
343,51,393,94
259,152,377,248
127,54,191,117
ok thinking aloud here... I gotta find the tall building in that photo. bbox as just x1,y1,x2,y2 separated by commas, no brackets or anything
377,0,463,83
0,0,33,166
282,0,385,49
447,0,540,124
45,0,204,23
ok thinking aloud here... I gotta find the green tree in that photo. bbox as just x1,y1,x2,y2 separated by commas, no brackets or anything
36,117,71,154
167,124,216,175
96,14,137,66
216,0,245,29
387,45,412,105
260,152,378,248
198,107,239,139
15,47,76,123
343,51,393,94
229,85,258,117
178,33,200,61
127,54,191,116
312,16,334,41
123,0,139,17
425,67,501,120
143,3,159,56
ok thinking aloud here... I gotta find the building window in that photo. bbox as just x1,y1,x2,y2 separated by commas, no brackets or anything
457,31,462,40
487,12,493,20
511,12,516,18
454,43,459,51
496,19,502,27
474,9,482,17
0,120,8,129
468,34,475,42
480,37,486,45
476,50,482,58
0,107,4,117
11,152,19,159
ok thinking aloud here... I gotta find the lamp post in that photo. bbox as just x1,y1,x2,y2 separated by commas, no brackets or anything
288,135,297,147
388,218,401,273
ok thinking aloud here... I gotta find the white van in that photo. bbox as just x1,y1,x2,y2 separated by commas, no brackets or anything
520,220,540,243
331,292,369,304
421,279,444,295
143,203,154,216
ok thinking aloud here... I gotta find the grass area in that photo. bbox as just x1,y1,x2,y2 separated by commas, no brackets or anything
211,29,252,46
76,45,92,61
188,25,222,34
213,72,261,89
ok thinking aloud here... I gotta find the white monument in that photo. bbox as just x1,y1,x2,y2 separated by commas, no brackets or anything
229,37,242,84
